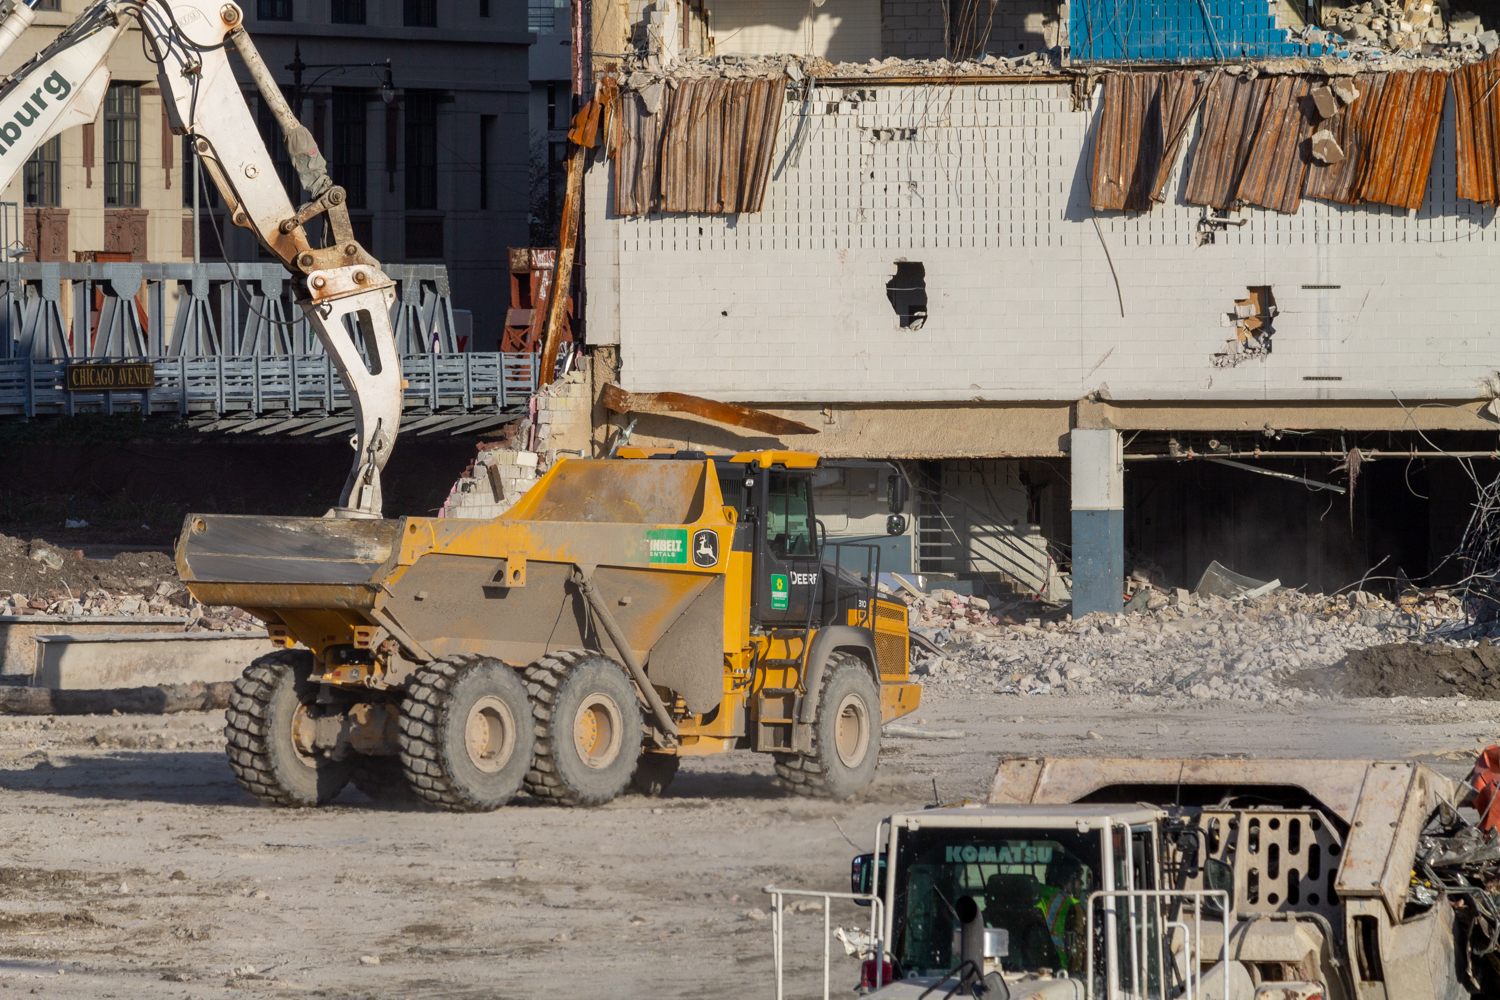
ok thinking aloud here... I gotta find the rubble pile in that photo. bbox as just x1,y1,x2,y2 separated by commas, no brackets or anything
0,533,259,634
1310,1,1495,56
898,581,1472,703
621,50,1066,89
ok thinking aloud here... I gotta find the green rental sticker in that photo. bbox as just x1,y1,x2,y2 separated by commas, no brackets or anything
771,573,789,610
646,529,688,565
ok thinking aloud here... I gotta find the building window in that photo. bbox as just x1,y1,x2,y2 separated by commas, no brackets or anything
182,139,221,209
258,0,293,19
104,83,140,208
32,0,60,9
24,136,59,208
529,0,554,34
547,140,567,225
405,216,444,259
404,91,439,210
479,114,494,209
404,0,437,26
331,0,365,23
332,89,368,210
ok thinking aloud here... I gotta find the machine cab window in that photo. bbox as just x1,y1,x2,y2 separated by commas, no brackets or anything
765,471,814,558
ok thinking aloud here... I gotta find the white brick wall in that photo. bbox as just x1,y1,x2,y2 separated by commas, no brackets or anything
592,83,1500,403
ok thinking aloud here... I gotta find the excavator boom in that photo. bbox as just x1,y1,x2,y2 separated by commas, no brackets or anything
0,0,400,516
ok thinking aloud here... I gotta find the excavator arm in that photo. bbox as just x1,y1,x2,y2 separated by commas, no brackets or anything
0,0,400,517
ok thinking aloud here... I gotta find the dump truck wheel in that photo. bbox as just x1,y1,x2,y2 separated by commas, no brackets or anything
524,650,644,807
629,752,680,797
398,655,535,813
350,753,419,806
224,650,353,808
774,652,881,800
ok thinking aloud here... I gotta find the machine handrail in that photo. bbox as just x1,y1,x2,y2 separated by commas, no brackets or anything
763,885,886,1000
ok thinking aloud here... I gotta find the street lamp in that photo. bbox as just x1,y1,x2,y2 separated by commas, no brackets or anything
285,41,397,120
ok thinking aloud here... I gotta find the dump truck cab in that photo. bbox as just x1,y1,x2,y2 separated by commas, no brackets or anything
179,448,920,810
771,757,1477,1000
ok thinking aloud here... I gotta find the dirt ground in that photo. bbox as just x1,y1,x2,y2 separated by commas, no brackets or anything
0,688,1488,999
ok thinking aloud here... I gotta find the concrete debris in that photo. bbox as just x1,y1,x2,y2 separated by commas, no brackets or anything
1310,128,1347,164
0,534,260,636
615,50,1066,90
1315,0,1489,59
1311,85,1339,118
1331,75,1361,102
904,582,1477,704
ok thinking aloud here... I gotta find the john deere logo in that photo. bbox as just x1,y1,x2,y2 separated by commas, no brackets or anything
771,573,789,610
0,72,72,156
692,529,719,568
645,529,687,565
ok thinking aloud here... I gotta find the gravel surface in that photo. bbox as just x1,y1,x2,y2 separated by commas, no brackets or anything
0,686,1488,998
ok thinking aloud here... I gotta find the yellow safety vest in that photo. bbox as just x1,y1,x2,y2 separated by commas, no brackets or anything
1036,886,1077,970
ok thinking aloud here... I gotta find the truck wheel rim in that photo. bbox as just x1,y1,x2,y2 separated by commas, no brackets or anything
464,696,517,774
291,704,319,763
574,694,623,769
834,693,869,768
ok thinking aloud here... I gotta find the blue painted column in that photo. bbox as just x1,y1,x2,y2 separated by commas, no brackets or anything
1070,428,1124,616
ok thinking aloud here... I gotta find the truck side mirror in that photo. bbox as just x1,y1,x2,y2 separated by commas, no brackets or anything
851,853,884,903
887,474,909,514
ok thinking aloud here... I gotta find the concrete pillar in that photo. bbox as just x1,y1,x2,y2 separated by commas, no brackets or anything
1070,428,1124,616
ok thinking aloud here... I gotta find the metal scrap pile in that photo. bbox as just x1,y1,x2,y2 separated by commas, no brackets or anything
1454,472,1500,633
1415,750,1500,991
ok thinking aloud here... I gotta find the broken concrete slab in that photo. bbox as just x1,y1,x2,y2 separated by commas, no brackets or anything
1331,77,1360,104
0,615,191,677
32,632,268,690
1311,129,1347,165
1311,85,1339,119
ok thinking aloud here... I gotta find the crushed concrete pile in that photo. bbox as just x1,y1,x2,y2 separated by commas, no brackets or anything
0,533,259,634
898,581,1470,703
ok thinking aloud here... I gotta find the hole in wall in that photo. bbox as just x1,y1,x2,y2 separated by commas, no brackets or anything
886,261,927,330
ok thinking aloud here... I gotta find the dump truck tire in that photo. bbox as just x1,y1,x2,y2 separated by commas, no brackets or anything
350,753,419,806
398,655,535,813
629,752,680,797
224,650,353,808
524,650,644,807
774,652,881,799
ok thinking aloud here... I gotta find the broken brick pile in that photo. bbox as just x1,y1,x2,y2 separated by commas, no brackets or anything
440,368,591,520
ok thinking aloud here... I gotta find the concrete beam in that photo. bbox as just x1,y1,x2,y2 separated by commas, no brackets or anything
1076,399,1497,433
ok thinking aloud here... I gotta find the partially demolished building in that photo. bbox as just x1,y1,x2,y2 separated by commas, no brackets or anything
562,0,1500,612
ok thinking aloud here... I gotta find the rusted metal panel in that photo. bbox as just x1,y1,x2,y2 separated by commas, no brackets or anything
1091,72,1163,212
1454,56,1500,205
1152,71,1211,201
1235,75,1313,214
1185,72,1272,211
1302,74,1383,204
614,91,664,215
1353,69,1446,210
617,77,785,216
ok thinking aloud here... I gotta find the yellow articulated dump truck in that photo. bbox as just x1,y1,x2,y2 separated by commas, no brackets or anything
177,449,921,810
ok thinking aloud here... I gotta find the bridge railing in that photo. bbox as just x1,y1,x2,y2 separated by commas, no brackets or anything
0,353,540,418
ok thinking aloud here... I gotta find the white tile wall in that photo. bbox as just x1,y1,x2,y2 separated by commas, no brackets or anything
592,83,1500,402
